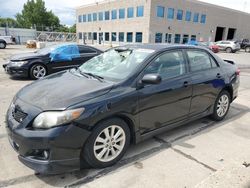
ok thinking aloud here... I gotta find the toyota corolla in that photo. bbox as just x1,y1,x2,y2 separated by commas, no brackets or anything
6,44,239,174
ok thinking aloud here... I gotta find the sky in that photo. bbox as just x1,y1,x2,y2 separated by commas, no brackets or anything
0,0,250,26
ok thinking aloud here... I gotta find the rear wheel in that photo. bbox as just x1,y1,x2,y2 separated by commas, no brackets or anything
245,47,250,53
30,64,47,79
82,118,130,168
0,41,6,49
211,90,231,121
226,47,232,53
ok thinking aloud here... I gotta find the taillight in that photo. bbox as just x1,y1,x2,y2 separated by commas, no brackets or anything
236,68,240,76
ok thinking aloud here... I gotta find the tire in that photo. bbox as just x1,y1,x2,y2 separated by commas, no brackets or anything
210,90,231,121
226,47,232,53
82,118,130,168
30,64,47,79
0,41,6,49
245,47,250,53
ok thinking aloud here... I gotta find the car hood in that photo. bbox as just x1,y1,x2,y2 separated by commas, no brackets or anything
16,70,114,111
10,52,43,61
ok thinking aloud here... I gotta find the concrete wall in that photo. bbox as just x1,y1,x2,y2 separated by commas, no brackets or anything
0,27,36,44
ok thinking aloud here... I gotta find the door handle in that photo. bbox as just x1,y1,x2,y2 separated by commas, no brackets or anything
183,81,189,87
216,73,222,79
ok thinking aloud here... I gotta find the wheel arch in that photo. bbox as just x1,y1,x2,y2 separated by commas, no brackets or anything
28,61,48,77
91,114,137,144
222,85,233,102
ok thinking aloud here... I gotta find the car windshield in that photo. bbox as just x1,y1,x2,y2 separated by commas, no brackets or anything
78,48,154,82
36,45,57,55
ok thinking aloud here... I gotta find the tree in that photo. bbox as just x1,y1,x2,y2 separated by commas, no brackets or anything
16,0,60,31
0,17,19,28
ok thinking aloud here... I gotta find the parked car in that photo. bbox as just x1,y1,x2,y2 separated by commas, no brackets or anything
2,43,103,79
6,44,240,174
0,36,15,49
215,40,241,53
198,42,219,53
237,39,250,52
236,38,250,49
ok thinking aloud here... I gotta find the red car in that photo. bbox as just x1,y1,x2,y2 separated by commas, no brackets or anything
199,42,219,53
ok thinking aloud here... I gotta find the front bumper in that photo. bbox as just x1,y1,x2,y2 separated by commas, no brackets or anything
5,99,91,174
3,64,29,77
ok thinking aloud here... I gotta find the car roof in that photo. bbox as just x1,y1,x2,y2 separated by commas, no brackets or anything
121,43,207,52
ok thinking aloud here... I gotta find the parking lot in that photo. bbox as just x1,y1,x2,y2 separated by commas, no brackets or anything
1,45,250,188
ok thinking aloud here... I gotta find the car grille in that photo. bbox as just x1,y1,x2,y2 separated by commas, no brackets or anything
12,105,27,123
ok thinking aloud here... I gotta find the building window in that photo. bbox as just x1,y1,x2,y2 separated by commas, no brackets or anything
93,32,97,40
93,13,97,21
119,8,125,19
136,32,143,42
82,15,86,22
105,11,110,20
119,32,124,42
165,33,172,43
157,6,164,18
112,10,117,19
78,32,82,39
193,13,199,23
185,11,191,21
201,14,206,24
155,33,163,43
167,8,174,19
127,32,133,42
174,34,181,43
137,6,144,17
127,7,134,18
112,32,117,41
78,15,82,23
182,34,189,44
105,32,110,41
88,14,92,22
191,35,197,41
98,12,103,21
177,10,183,20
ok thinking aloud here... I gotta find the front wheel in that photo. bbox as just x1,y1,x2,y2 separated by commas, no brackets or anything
226,47,232,53
82,118,130,168
211,90,231,121
30,64,47,79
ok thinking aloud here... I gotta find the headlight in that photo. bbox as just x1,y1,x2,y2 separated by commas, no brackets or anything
33,108,84,129
9,61,27,67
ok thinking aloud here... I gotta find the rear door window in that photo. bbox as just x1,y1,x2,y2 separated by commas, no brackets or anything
187,50,218,72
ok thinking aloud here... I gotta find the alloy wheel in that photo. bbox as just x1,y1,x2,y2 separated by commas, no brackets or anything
216,94,229,117
93,125,126,162
0,43,5,49
33,65,46,79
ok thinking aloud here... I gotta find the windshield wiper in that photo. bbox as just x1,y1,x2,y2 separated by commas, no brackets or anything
78,69,104,82
84,72,104,82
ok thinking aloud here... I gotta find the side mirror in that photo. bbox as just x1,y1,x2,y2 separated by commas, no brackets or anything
141,74,162,85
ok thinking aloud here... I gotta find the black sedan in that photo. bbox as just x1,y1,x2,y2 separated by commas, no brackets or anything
6,44,240,174
3,44,103,79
